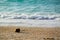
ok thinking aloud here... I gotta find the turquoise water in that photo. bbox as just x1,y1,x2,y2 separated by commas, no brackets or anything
0,0,60,14
0,0,60,27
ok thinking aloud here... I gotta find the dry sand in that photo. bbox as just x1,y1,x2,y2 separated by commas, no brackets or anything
0,26,60,40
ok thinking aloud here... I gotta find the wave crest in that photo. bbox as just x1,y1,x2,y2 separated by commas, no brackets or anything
0,13,60,20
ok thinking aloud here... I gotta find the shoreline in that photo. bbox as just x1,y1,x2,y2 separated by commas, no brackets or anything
0,19,60,27
0,26,60,28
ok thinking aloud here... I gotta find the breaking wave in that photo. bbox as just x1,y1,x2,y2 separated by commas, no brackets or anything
0,13,60,20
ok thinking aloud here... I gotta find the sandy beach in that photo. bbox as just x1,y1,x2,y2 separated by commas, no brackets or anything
0,0,60,40
0,26,60,40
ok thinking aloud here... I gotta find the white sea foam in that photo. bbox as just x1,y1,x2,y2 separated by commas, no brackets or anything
0,13,60,27
0,19,60,27
0,13,60,21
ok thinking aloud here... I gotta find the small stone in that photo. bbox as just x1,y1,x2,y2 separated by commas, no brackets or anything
15,28,20,33
44,38,55,40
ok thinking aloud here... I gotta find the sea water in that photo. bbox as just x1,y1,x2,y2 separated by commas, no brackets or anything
0,0,60,27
